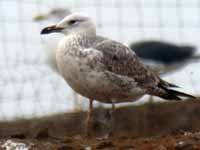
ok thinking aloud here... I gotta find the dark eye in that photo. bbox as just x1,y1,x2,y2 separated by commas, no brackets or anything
68,20,77,25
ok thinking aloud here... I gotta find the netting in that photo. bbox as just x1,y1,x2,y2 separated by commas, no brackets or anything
0,0,199,121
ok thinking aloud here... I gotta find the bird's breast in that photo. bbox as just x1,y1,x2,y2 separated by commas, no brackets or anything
56,42,144,103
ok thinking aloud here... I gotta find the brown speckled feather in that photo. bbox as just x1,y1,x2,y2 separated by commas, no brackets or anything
94,38,195,100
95,39,159,88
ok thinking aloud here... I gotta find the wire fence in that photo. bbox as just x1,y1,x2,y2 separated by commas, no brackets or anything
0,0,199,121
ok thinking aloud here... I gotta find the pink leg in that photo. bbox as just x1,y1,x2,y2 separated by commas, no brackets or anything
86,99,93,136
109,102,115,136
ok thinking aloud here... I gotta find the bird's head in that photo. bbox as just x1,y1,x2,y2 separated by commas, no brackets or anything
40,12,96,36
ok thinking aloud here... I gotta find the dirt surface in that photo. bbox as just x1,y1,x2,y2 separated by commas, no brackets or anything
1,99,200,149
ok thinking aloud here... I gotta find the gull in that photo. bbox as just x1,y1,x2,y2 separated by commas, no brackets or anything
129,40,200,75
41,13,195,136
33,8,71,22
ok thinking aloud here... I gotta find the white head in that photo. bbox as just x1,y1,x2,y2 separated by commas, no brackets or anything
41,12,96,36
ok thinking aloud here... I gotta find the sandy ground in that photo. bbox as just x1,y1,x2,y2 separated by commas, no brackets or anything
0,99,200,149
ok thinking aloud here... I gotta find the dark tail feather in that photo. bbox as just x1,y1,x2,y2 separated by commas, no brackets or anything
161,88,196,100
160,79,179,88
160,90,182,100
157,82,196,100
167,88,195,99
165,82,179,88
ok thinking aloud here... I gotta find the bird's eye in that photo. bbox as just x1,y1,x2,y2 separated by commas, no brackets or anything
68,20,77,25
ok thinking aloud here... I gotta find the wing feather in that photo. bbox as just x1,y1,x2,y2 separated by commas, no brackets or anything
94,39,160,89
93,38,195,100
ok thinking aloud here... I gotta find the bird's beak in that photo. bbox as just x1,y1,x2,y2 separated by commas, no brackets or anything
40,25,64,34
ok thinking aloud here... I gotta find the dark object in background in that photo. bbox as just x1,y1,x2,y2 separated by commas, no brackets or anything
129,40,200,74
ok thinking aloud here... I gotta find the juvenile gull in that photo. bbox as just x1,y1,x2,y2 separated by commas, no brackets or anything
41,13,195,136
129,41,200,75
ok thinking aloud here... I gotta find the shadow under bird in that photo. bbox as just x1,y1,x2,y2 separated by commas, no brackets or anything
129,41,200,75
40,13,195,136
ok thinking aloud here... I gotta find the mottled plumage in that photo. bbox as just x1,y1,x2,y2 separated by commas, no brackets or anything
56,34,145,103
41,13,195,136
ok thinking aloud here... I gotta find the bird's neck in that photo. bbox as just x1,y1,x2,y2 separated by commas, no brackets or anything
74,30,96,39
65,26,96,40
63,32,95,48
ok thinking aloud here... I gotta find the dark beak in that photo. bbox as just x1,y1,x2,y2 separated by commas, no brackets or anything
40,25,64,34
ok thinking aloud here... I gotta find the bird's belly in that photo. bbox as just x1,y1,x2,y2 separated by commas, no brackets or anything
57,55,144,103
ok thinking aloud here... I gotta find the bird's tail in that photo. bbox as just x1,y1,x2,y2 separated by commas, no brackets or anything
159,87,195,100
153,81,196,101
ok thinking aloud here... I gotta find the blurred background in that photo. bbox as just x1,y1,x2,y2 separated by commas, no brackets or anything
0,0,199,121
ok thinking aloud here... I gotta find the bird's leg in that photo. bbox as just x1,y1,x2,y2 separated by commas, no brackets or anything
86,99,93,137
73,92,81,111
108,102,115,137
148,95,154,103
